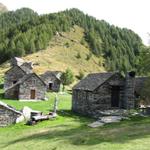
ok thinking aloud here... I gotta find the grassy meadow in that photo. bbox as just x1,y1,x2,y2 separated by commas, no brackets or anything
0,86,150,150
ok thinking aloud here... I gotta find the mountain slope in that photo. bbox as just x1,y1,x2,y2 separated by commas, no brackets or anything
0,3,8,13
0,26,105,77
0,8,145,74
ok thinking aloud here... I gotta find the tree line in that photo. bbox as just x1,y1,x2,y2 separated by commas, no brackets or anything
0,8,148,74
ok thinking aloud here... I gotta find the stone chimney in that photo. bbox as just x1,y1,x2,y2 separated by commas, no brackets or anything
123,71,136,109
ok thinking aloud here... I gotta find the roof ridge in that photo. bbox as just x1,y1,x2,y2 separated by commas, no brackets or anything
0,101,22,115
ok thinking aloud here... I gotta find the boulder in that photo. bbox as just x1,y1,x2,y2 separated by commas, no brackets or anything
88,121,104,128
99,116,123,123
21,106,42,120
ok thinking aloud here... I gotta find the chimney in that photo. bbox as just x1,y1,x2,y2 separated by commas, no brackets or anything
123,71,136,109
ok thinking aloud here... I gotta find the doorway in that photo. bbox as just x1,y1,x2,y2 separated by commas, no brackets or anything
48,83,53,90
13,90,19,99
30,89,36,99
111,86,120,107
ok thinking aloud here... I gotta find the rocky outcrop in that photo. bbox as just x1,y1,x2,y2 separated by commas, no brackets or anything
0,3,8,13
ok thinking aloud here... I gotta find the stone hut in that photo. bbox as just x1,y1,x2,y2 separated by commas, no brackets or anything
4,65,27,90
40,71,62,92
72,72,145,117
5,73,46,100
4,57,47,100
4,58,33,90
0,101,22,127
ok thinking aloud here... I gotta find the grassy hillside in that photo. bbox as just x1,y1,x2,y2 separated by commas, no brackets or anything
0,26,105,77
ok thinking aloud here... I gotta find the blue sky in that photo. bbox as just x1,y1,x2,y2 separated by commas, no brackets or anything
0,0,150,45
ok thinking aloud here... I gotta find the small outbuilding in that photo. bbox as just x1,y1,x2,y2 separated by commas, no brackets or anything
4,57,47,100
0,101,22,127
40,71,62,92
72,72,146,118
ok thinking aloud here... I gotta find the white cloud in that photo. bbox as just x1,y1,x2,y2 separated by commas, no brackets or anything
0,0,150,45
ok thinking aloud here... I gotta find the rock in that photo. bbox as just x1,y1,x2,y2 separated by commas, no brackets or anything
21,106,42,120
99,116,122,123
16,115,25,123
88,121,104,128
98,109,128,116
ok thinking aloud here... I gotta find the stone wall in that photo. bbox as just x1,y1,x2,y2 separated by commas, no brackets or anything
41,74,61,92
19,74,46,100
0,106,20,127
4,66,25,90
5,85,19,99
20,62,33,74
72,73,126,117
123,73,135,109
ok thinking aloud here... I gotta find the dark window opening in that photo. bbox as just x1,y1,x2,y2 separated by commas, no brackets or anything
134,91,140,98
13,81,17,84
49,83,53,90
111,86,120,107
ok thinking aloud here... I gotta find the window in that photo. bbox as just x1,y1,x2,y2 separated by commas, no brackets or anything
49,83,53,90
13,81,17,84
32,79,36,85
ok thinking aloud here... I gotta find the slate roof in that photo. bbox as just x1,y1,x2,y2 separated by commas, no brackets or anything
73,72,115,91
5,65,27,75
40,71,62,81
0,101,22,115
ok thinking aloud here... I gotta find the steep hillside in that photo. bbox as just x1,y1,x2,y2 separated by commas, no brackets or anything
0,3,8,13
0,8,145,74
0,26,105,77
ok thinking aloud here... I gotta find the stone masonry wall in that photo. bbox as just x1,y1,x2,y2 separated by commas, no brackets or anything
19,74,46,100
41,75,60,92
4,66,25,90
5,85,19,99
0,106,20,127
72,73,125,117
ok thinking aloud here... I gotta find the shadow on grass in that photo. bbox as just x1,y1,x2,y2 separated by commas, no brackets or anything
2,116,150,148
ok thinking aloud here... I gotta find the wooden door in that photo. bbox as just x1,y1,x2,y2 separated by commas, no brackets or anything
14,90,19,99
30,90,36,99
111,86,120,107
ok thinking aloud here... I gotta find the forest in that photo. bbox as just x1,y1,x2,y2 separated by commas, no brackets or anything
0,8,149,74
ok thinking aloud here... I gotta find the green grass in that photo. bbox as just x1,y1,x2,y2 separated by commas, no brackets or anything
0,89,150,150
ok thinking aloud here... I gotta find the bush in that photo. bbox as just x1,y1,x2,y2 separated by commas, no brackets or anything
86,52,92,61
61,68,74,91
64,42,70,48
76,71,85,80
76,52,81,59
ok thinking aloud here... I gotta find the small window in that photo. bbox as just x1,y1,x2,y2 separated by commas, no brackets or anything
32,79,36,85
13,81,17,84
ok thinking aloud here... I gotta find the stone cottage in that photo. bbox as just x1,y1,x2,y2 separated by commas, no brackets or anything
40,71,62,92
0,101,22,127
5,73,47,100
4,57,47,100
72,72,147,117
4,57,33,90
